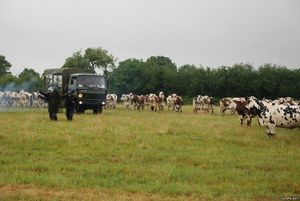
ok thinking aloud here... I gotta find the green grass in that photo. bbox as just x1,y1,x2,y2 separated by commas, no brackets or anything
0,106,299,200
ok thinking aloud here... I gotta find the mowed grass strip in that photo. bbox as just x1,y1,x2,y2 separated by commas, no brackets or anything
0,106,299,201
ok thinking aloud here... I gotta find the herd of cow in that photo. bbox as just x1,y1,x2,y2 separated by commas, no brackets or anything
0,90,46,108
220,96,300,137
106,92,184,112
1,90,299,138
107,93,300,138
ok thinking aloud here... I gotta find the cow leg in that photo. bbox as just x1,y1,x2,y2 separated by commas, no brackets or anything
267,133,275,139
266,123,276,139
193,108,197,113
247,116,252,126
220,107,224,115
240,115,244,126
269,123,276,138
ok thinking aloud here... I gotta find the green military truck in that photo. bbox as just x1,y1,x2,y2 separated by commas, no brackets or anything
42,68,107,114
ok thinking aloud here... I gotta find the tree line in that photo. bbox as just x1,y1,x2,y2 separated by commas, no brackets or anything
1,49,300,101
109,57,300,102
0,55,43,92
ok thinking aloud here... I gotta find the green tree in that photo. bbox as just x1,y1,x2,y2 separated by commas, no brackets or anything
0,55,12,76
62,47,115,80
84,47,115,78
62,51,89,69
257,64,296,99
176,65,200,96
144,56,177,94
109,58,146,95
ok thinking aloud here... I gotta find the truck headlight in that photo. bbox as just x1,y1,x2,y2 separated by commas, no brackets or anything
78,93,83,98
79,101,83,105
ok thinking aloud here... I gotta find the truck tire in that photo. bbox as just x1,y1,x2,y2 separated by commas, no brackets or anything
93,106,103,114
76,107,85,114
93,108,99,114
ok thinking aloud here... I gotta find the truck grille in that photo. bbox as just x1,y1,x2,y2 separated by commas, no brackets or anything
83,93,106,100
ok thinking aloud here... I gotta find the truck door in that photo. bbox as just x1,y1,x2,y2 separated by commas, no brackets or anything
69,75,77,92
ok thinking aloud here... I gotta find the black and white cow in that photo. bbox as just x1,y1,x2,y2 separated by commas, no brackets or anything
193,95,214,114
247,98,300,138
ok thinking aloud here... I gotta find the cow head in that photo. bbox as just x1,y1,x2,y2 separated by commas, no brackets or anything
246,98,263,116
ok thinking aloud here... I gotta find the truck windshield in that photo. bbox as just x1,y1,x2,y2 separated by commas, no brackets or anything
77,75,106,88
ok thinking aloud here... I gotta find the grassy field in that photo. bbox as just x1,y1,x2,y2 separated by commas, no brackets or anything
0,105,299,201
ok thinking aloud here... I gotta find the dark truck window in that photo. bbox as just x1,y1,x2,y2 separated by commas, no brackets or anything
77,75,106,88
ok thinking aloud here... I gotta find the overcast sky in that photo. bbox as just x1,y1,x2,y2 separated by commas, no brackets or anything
1,0,300,75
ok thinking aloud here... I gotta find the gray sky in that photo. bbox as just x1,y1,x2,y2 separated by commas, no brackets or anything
1,0,300,75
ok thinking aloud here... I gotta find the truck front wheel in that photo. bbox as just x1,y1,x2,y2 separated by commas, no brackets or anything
76,107,85,114
93,107,99,114
93,106,103,114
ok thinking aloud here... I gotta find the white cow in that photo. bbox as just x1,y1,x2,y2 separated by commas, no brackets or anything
120,93,132,109
158,91,165,111
106,94,118,109
166,93,178,111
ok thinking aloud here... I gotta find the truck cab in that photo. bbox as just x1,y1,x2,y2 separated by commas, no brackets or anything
69,73,107,113
43,68,107,114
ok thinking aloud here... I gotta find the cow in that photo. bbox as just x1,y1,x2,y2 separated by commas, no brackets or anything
120,93,132,109
193,96,200,113
131,94,146,111
158,91,165,111
219,97,236,115
106,94,118,109
232,97,258,126
148,93,159,112
31,92,46,108
246,98,300,138
166,93,178,111
166,95,174,110
174,95,183,113
193,95,214,114
274,97,297,106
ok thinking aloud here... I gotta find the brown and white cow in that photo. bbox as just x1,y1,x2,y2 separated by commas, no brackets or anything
230,96,258,126
131,94,146,111
219,97,248,115
148,93,159,112
247,98,300,138
172,95,183,113
219,97,236,115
